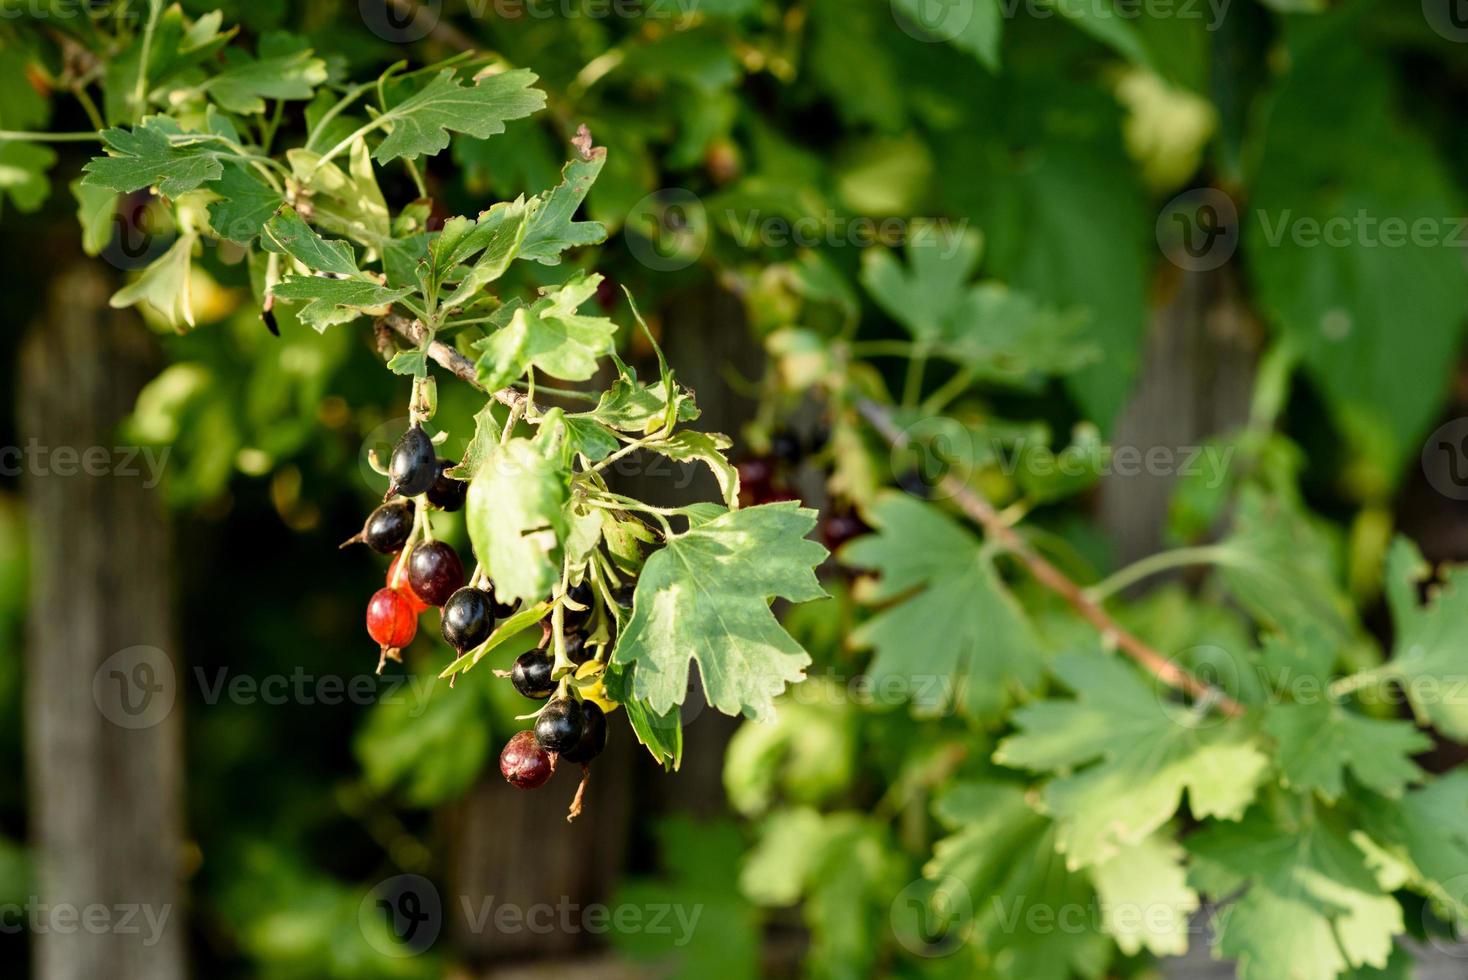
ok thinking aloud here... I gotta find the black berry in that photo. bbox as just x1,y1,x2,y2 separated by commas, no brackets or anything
535,697,584,754
564,630,591,666
342,498,415,553
388,423,438,498
771,429,803,466
561,702,607,763
426,459,468,511
407,540,464,607
500,730,552,789
561,580,595,631
511,650,555,700
441,587,495,652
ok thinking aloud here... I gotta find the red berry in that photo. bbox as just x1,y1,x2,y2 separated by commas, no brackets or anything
822,512,869,551
500,730,553,789
367,587,417,651
386,555,431,613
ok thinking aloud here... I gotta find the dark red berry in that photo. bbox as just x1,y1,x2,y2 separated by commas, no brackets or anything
486,582,517,620
500,730,553,789
387,423,438,498
822,512,869,552
511,650,555,700
426,460,468,511
341,499,414,553
407,540,464,607
561,702,607,764
736,457,774,494
367,588,417,651
441,587,495,652
535,697,584,754
386,554,431,614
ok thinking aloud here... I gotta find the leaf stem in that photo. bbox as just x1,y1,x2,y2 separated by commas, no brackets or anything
1083,545,1244,603
0,130,102,142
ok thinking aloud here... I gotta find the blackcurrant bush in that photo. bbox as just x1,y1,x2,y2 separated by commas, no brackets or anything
441,587,495,652
511,650,555,700
341,498,414,553
407,540,464,607
387,423,438,498
500,730,553,790
561,702,607,764
367,588,417,651
426,460,468,511
535,697,584,754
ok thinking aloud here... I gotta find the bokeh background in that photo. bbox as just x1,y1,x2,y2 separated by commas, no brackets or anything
3,0,1468,977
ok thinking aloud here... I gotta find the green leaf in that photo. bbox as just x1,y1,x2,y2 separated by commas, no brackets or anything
610,819,760,980
1245,36,1468,488
648,431,739,509
1089,833,1199,957
70,178,117,256
371,68,548,165
605,662,684,769
613,502,827,720
1261,636,1429,802
261,206,360,276
1360,772,1468,923
446,402,502,482
110,233,198,328
202,32,327,114
465,437,568,605
995,652,1269,868
842,493,1044,720
1038,0,1156,69
582,365,699,434
385,350,427,377
1379,536,1468,740
82,116,223,197
207,161,283,243
925,781,1108,980
860,225,1094,380
286,141,391,245
269,276,410,332
1188,804,1402,980
434,198,532,309
355,664,493,807
0,141,56,213
519,134,609,265
473,274,618,390
723,682,857,817
892,0,1002,71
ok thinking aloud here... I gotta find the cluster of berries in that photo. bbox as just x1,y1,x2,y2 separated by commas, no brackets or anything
737,427,867,552
349,423,613,813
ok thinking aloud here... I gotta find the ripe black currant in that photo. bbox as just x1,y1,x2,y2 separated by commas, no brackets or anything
560,580,595,630
441,587,495,652
387,423,438,498
500,730,553,789
426,460,468,511
535,697,584,754
407,540,464,607
511,650,555,700
564,630,590,666
561,702,607,764
341,498,415,553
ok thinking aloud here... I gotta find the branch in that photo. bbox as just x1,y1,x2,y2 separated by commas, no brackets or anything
376,312,531,412
856,398,1246,718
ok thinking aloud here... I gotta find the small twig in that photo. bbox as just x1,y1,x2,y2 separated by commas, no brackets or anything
377,312,535,414
856,398,1246,718
567,765,590,822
